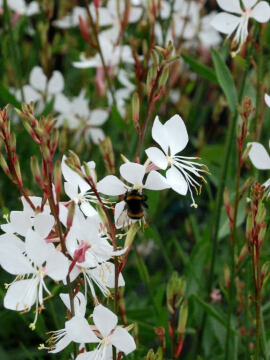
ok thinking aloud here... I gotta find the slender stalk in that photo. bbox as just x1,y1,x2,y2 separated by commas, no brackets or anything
3,0,24,102
255,245,261,360
195,59,249,357
84,0,116,106
224,152,242,359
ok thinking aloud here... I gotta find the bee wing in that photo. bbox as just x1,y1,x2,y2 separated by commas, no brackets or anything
115,201,129,229
116,208,130,228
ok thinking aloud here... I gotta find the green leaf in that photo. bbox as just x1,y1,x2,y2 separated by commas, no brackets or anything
211,49,238,113
181,53,218,84
0,85,21,108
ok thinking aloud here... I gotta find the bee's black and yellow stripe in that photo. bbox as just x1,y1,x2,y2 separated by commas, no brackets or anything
125,192,145,220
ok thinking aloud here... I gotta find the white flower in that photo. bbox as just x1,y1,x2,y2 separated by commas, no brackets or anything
76,304,136,360
1,196,52,237
7,0,39,16
61,155,98,217
211,0,270,54
73,35,134,69
48,292,99,353
15,66,64,113
199,12,222,48
248,141,270,195
0,230,69,328
54,91,108,143
145,115,207,207
172,0,200,40
97,162,169,226
66,209,125,270
53,6,87,29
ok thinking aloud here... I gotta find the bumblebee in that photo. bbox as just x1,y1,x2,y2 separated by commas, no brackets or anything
116,189,148,227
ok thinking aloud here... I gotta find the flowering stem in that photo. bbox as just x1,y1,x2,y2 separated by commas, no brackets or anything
135,63,165,159
83,0,116,106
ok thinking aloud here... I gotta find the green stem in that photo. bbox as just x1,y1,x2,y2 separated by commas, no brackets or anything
3,0,24,102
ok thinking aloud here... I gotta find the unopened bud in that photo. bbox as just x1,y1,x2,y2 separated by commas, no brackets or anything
224,263,230,287
54,160,62,195
177,300,188,335
132,92,140,125
146,65,158,96
9,133,16,153
166,272,186,313
67,202,76,229
99,137,115,174
0,153,10,176
151,49,159,67
261,261,269,281
246,213,252,240
31,156,42,185
41,144,51,163
51,130,59,154
79,15,89,41
238,244,248,264
258,225,266,245
14,158,22,186
158,64,169,88
68,150,81,169
255,200,266,225
124,223,139,248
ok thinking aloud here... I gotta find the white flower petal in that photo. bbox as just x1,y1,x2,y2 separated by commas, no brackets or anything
47,71,64,94
54,93,70,113
60,292,86,316
248,142,270,170
152,116,169,154
0,234,33,275
166,167,188,195
73,57,100,68
49,334,71,354
7,0,26,13
30,66,47,92
89,128,105,144
120,162,145,187
89,110,108,126
25,229,49,266
97,175,127,196
62,156,90,194
80,202,97,217
251,1,270,22
164,114,189,155
144,170,170,190
217,0,242,13
93,304,118,338
211,12,241,35
265,93,270,107
26,1,39,15
46,246,69,281
4,279,38,311
33,213,54,238
242,0,257,10
111,327,136,355
66,316,99,343
145,147,168,170
23,85,41,103
9,211,32,236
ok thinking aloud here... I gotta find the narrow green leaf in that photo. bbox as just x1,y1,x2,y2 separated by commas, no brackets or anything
211,49,238,113
192,294,236,332
181,53,218,84
0,85,21,108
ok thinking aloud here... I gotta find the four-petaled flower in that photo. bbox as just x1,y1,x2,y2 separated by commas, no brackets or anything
211,0,270,54
145,115,207,208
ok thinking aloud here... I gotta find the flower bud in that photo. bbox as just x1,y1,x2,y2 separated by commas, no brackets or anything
31,156,42,185
14,157,22,186
132,92,140,125
0,153,10,176
68,150,81,169
41,144,51,163
258,225,266,246
9,133,16,153
67,201,76,229
146,65,158,96
99,137,115,174
158,64,169,89
177,300,188,335
237,244,248,265
224,263,230,287
166,272,186,313
255,200,266,225
151,49,159,67
246,213,252,240
54,160,62,196
124,223,139,248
